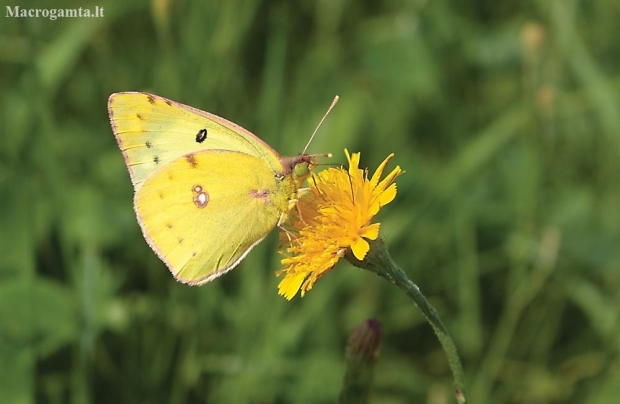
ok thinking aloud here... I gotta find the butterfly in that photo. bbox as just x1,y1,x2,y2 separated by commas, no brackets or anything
108,92,334,285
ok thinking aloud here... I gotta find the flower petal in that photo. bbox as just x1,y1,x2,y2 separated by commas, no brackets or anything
370,153,394,187
351,237,370,260
379,183,397,206
278,271,307,300
360,223,380,240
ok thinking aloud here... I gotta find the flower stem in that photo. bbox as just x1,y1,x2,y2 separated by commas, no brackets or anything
346,238,468,404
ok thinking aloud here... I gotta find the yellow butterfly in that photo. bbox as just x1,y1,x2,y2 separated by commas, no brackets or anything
108,92,332,285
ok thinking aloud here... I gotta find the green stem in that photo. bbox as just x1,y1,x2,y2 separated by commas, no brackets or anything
347,238,468,404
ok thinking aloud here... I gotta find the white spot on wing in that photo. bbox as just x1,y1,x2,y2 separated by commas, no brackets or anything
192,184,209,209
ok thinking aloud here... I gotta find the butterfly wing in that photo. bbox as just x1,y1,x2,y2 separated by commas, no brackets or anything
134,150,296,284
108,92,284,190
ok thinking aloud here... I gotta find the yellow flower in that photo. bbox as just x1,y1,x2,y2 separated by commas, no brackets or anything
276,149,402,299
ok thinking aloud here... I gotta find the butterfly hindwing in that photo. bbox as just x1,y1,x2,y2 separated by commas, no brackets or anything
134,150,295,284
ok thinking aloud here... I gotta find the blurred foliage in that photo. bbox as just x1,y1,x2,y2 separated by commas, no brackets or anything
1,0,620,403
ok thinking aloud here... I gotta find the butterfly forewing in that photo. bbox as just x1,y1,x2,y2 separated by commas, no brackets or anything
108,92,284,190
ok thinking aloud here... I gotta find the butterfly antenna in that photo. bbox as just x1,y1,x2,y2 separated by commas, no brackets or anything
302,95,339,155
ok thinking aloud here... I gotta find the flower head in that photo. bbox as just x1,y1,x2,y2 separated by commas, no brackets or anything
276,149,402,299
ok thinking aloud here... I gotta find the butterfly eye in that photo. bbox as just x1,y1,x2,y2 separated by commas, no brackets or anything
294,162,310,178
195,128,208,143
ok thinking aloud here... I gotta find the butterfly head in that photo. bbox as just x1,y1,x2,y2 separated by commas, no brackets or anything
281,153,331,186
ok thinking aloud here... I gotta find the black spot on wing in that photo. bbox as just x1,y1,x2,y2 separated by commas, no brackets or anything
196,128,208,143
147,94,156,104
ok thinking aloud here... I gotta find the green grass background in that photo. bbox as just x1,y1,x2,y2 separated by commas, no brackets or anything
2,0,620,403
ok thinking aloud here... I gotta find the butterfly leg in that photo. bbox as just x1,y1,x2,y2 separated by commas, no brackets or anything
289,187,311,224
277,212,299,249
278,186,314,248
